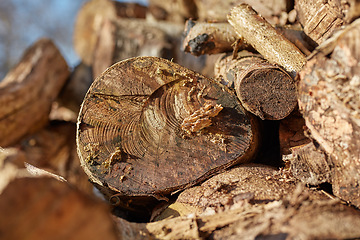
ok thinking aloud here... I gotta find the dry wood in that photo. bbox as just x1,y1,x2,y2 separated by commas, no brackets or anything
57,62,93,113
182,20,251,56
228,4,306,77
111,184,360,239
77,57,260,212
182,21,316,57
295,0,353,44
0,39,69,147
298,19,360,207
279,109,311,155
214,52,297,120
92,18,173,78
153,164,328,220
0,177,118,240
194,0,292,24
73,0,147,65
283,142,332,186
148,0,197,23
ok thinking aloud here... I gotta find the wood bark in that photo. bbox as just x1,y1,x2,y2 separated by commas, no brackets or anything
228,4,306,77
182,21,316,57
92,18,173,78
278,109,311,155
283,142,332,186
73,0,147,65
77,57,260,214
0,39,69,147
214,52,297,120
298,19,360,207
294,0,358,44
194,0,292,24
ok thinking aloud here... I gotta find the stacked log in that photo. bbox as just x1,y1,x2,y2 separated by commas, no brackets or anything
1,0,360,239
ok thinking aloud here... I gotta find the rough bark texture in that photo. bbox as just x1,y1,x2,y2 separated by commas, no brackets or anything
215,52,297,120
228,4,306,77
77,57,260,205
298,19,360,207
283,142,332,186
153,164,328,220
295,0,352,45
112,184,360,240
0,39,69,147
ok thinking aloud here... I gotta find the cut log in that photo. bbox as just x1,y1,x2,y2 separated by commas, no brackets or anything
294,0,356,44
214,52,297,120
0,177,117,240
92,18,173,78
182,20,316,57
73,0,147,65
148,0,197,23
228,4,306,77
298,19,360,207
194,0,292,24
0,39,69,147
77,57,260,214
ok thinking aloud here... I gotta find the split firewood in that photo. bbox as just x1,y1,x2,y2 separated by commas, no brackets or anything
194,0,292,24
279,109,311,155
153,164,328,220
183,20,316,57
0,39,69,147
214,52,297,120
0,177,118,240
228,4,306,77
73,0,147,65
92,18,173,78
295,0,359,44
148,0,197,23
298,19,360,207
112,184,360,239
76,57,260,219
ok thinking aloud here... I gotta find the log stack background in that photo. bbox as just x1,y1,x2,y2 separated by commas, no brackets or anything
1,0,360,239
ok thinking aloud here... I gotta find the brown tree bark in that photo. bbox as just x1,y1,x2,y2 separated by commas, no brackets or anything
298,18,360,207
148,0,197,23
0,39,69,147
215,52,297,120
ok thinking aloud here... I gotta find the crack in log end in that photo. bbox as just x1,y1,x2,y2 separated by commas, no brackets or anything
180,103,223,135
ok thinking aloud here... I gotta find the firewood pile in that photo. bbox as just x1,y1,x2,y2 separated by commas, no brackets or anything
1,0,360,239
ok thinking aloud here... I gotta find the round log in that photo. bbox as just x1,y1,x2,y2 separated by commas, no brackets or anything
77,56,259,201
